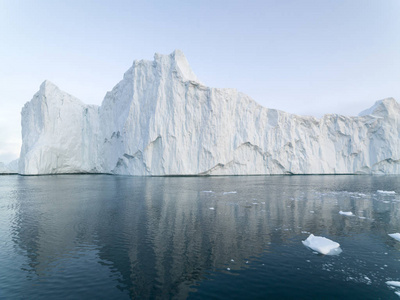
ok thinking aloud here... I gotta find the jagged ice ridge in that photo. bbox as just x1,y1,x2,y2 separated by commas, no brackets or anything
19,50,400,175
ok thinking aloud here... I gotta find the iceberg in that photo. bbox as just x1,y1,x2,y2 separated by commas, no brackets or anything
339,211,354,216
18,50,400,175
388,233,400,242
302,234,341,255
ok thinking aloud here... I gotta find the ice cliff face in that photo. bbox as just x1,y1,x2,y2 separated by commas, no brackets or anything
19,50,400,175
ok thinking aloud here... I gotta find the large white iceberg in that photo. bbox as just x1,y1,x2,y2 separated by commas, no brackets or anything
19,50,400,175
302,234,341,255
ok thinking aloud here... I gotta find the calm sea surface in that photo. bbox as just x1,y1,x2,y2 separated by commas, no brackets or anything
1,175,400,299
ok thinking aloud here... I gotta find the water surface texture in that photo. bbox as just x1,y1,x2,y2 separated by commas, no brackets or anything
1,175,400,299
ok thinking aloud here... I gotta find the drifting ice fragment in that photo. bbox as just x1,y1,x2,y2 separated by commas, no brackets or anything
223,191,237,195
302,234,342,255
386,281,400,288
339,211,354,216
388,233,400,242
209,207,215,210
377,190,396,194
202,191,213,193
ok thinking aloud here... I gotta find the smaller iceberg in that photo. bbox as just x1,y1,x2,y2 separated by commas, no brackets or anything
302,234,342,255
388,233,400,242
339,211,354,216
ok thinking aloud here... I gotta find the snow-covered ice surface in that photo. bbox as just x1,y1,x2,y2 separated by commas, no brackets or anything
339,211,354,216
389,233,400,242
19,50,400,175
302,234,342,255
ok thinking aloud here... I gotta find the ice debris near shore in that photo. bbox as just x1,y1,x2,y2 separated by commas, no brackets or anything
19,50,400,175
302,234,342,255
389,233,400,242
339,211,354,216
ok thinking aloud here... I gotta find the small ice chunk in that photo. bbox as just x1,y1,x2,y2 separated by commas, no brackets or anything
358,216,366,219
202,190,213,193
377,190,396,194
223,191,237,195
395,291,400,297
386,281,400,288
209,207,215,210
227,267,230,271
302,234,341,255
310,210,314,213
231,259,234,262
389,233,400,242
339,211,354,216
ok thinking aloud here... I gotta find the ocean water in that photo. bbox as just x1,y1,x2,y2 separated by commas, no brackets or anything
1,175,400,299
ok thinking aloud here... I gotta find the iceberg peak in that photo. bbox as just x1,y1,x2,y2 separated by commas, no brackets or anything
39,80,59,94
154,50,201,83
359,97,399,117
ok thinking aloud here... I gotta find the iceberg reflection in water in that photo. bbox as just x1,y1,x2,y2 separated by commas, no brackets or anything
1,175,400,299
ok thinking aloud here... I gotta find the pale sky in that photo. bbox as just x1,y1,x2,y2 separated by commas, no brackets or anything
1,0,400,163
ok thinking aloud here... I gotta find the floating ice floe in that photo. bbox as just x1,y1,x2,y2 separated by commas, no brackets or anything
339,211,354,216
388,233,400,242
302,234,342,255
377,190,396,195
223,191,237,195
209,207,215,210
202,190,213,193
386,281,400,288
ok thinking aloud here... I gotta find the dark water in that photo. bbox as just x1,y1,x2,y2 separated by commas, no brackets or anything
1,175,400,299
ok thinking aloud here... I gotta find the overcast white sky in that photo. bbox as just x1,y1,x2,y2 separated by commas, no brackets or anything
1,0,400,163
